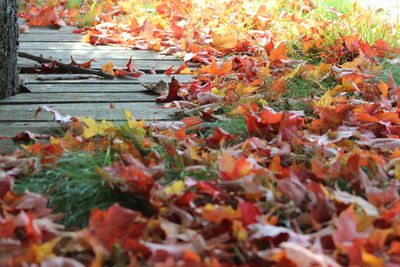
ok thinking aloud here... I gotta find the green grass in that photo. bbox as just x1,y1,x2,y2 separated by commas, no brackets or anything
380,59,400,84
14,151,153,228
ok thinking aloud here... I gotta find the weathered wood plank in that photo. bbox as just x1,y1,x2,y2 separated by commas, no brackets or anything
0,120,180,138
19,42,144,50
23,25,77,33
26,84,147,93
1,92,157,104
20,74,195,84
19,49,177,61
0,140,22,154
0,103,177,121
0,122,59,139
19,33,83,42
18,58,186,71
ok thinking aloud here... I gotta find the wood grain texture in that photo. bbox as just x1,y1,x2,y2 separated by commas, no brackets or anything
19,33,83,42
0,122,59,139
1,92,158,104
19,48,178,60
19,42,152,51
18,58,186,71
0,103,177,121
20,74,195,84
26,83,148,93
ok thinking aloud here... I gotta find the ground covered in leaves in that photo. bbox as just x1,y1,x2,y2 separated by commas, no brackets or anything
2,0,400,266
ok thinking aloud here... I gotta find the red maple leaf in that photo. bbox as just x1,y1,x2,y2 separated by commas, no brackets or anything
115,56,145,78
156,77,183,103
87,204,144,249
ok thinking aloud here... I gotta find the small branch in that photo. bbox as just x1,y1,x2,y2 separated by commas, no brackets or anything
18,52,114,79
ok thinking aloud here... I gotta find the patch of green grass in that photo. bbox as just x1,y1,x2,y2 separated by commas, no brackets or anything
380,59,400,84
283,77,316,98
201,117,248,141
65,0,82,9
14,151,153,228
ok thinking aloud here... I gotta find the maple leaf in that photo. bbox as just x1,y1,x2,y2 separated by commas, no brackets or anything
201,204,241,224
114,56,145,78
206,127,235,147
212,33,238,50
27,7,66,26
332,206,369,246
156,77,183,103
269,43,290,63
87,204,142,248
238,200,261,226
78,117,114,139
193,59,232,76
102,162,155,196
70,56,96,69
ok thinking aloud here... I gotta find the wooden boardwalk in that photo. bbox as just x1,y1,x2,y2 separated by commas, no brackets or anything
0,24,193,138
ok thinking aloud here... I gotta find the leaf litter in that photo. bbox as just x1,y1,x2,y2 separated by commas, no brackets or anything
3,0,400,266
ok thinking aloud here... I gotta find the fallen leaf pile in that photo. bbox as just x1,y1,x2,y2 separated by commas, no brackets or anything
4,0,400,266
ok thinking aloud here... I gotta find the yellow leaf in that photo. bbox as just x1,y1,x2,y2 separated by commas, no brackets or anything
229,105,246,115
211,87,226,97
212,34,238,49
395,164,400,180
361,249,384,267
232,220,248,242
259,67,271,77
124,109,143,129
315,92,333,107
282,65,302,81
101,62,115,75
179,67,192,74
164,180,185,196
235,84,259,96
79,117,114,138
32,237,61,263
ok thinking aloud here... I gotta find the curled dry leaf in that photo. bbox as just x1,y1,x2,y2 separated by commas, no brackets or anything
141,80,169,95
156,77,183,103
12,131,52,141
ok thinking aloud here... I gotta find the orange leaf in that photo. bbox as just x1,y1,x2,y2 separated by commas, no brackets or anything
202,204,241,224
27,7,65,26
378,80,388,99
270,43,289,62
212,34,238,50
101,62,115,75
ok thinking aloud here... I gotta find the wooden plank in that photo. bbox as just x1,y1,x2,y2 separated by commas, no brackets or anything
0,120,180,138
19,33,83,42
26,84,148,93
19,42,146,50
20,74,195,84
0,140,22,154
0,92,158,104
22,25,78,33
18,58,186,71
19,49,178,61
0,103,176,121
0,122,59,139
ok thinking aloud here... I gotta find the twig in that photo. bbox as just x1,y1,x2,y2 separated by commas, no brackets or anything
18,52,114,79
